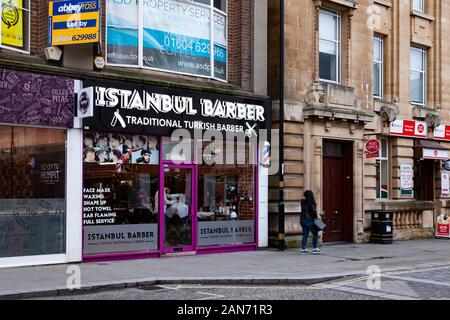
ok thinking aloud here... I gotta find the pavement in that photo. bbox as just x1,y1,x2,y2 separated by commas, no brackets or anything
1,239,450,299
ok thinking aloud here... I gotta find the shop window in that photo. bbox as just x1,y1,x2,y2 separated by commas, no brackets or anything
319,8,341,83
106,0,228,81
0,0,30,53
373,36,384,100
376,138,389,199
197,140,256,247
83,132,160,256
410,46,427,106
0,126,66,258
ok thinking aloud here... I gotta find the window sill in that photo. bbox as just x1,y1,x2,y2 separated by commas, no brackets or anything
411,10,435,22
0,46,30,56
373,0,391,8
319,79,341,85
326,0,358,9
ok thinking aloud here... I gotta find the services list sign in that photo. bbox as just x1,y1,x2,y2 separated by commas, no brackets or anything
48,0,100,46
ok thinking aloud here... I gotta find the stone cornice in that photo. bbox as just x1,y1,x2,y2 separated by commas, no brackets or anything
303,103,376,124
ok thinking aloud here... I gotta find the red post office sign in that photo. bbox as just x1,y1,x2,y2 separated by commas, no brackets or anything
365,139,381,159
436,214,450,238
434,125,450,141
390,119,428,138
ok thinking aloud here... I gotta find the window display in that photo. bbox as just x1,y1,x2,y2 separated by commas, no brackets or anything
83,132,258,257
0,126,66,258
83,131,160,256
197,141,256,247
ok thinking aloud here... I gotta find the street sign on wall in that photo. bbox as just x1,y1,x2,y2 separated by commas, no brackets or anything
365,139,381,159
400,163,414,197
48,0,100,46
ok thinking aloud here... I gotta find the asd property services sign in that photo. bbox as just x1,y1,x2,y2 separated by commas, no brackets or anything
48,0,100,46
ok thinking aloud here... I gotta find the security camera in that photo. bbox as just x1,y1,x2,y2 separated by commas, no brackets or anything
44,46,62,61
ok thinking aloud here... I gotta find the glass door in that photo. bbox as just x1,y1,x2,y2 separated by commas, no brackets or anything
161,165,196,253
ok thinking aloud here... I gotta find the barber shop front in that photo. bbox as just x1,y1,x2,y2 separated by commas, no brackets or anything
80,79,271,261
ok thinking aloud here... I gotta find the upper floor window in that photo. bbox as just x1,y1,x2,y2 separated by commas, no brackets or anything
412,0,424,12
410,46,427,105
0,0,30,53
106,0,228,81
373,36,383,99
319,9,341,83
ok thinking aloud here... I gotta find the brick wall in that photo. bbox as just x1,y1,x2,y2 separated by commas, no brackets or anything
30,0,48,58
227,0,254,91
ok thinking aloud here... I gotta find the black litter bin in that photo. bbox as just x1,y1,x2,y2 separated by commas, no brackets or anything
371,211,393,244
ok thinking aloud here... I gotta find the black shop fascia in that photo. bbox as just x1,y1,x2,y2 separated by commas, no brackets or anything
81,79,271,138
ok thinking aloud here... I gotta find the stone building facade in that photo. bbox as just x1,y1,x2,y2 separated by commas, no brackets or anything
268,0,450,246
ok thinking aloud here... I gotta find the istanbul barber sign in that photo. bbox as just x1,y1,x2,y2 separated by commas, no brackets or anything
81,80,271,137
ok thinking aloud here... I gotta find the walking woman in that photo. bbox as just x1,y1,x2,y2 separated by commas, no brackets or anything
300,190,321,255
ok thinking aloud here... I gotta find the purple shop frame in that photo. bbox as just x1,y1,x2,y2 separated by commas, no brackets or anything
82,131,163,262
159,163,197,254
82,134,259,262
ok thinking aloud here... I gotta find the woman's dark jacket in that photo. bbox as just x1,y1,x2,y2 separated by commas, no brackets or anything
300,199,318,220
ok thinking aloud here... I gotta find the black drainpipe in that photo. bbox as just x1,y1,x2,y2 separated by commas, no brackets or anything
278,0,285,251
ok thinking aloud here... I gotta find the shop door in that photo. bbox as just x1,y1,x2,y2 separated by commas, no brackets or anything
415,160,435,201
322,141,354,243
161,165,196,253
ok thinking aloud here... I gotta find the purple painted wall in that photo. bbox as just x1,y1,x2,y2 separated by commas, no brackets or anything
0,68,74,128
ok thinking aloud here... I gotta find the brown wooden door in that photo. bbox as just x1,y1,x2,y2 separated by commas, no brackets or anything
415,160,435,201
322,141,353,243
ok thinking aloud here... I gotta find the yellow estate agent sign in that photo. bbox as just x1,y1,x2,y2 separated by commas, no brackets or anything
48,0,99,46
1,0,24,48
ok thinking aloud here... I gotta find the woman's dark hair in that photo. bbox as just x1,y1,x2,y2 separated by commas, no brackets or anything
304,190,316,206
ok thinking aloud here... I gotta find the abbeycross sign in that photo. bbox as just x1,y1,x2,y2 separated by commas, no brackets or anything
48,0,100,46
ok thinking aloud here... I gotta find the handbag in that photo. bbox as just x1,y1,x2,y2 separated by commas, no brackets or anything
314,218,326,231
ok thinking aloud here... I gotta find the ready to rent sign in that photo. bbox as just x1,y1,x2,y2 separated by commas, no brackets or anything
48,0,100,46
